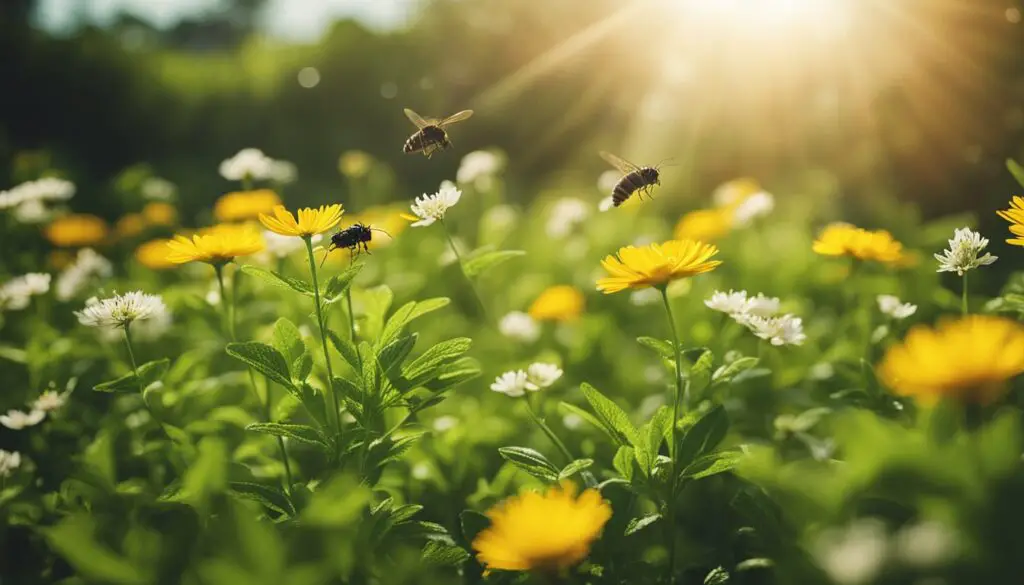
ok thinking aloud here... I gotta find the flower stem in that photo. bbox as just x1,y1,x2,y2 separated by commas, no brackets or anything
264,381,294,496
214,265,235,340
962,272,969,316
304,237,343,451
439,220,491,325
524,396,574,465
123,324,143,394
659,286,684,583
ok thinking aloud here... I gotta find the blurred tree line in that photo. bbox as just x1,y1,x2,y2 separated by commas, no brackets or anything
0,0,1022,227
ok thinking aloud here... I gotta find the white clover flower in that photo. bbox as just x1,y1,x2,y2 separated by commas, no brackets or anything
498,311,540,343
0,450,21,477
629,288,662,306
268,159,297,184
733,191,775,226
743,314,806,346
456,150,504,189
141,177,176,201
432,415,458,433
526,362,563,391
32,390,67,413
545,198,591,238
876,295,917,320
75,291,167,329
260,230,305,259
0,273,51,311
705,290,749,314
0,409,45,430
934,227,997,276
743,292,781,317
55,248,113,302
490,370,528,397
219,148,274,182
409,181,461,227
814,519,888,585
12,199,51,224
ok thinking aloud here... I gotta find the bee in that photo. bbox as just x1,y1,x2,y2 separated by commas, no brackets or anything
403,108,474,158
599,151,663,207
321,223,391,266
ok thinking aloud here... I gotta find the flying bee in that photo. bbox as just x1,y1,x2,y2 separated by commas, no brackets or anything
321,223,392,266
599,151,664,207
402,108,474,158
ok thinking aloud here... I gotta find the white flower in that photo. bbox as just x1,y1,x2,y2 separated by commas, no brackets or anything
12,199,51,223
732,191,775,226
457,150,504,189
876,295,917,320
409,181,461,227
490,370,528,397
545,198,591,238
261,230,305,259
894,521,956,568
75,291,167,329
0,273,51,311
743,314,806,346
141,177,176,201
705,290,749,314
55,248,113,301
219,148,274,182
0,177,75,210
0,450,21,477
743,293,781,317
268,159,297,184
526,362,563,390
498,311,539,343
32,390,67,413
0,409,45,430
432,415,458,432
597,169,621,193
814,519,888,585
629,288,662,306
934,227,997,276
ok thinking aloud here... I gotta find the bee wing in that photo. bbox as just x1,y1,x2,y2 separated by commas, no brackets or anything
437,110,474,127
599,151,641,174
404,108,431,129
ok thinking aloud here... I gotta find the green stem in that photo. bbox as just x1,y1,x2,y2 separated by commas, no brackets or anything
439,220,491,324
265,381,294,495
659,286,684,583
305,237,343,449
524,397,574,465
214,264,234,340
123,324,143,394
961,272,969,316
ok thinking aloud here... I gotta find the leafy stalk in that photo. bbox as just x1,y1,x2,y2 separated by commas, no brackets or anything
304,237,343,451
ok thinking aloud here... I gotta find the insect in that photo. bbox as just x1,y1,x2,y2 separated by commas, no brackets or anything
403,108,474,158
599,151,663,207
321,223,391,266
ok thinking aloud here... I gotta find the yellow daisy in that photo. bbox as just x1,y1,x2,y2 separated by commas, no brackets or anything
472,482,611,573
44,214,110,247
135,238,177,270
141,202,178,226
878,316,1024,405
996,196,1024,246
812,222,906,265
214,189,282,223
166,223,265,265
528,285,585,321
259,204,344,238
597,239,721,294
674,208,733,242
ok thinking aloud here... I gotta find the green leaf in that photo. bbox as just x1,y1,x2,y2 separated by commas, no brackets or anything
558,459,594,481
423,357,481,392
624,513,661,536
637,337,674,360
1009,158,1024,189
580,383,640,447
94,359,170,393
408,297,450,321
378,334,418,376
226,342,294,390
681,450,743,480
164,438,228,512
229,481,296,516
292,352,313,382
404,338,473,383
272,318,305,364
499,446,560,482
421,541,470,567
459,510,490,545
613,445,636,481
558,402,607,434
241,264,313,295
712,357,759,385
323,264,362,301
676,405,729,470
463,249,526,277
246,422,330,450
687,350,714,397
326,330,361,370
297,381,329,429
705,567,731,585
44,515,148,585
636,406,672,474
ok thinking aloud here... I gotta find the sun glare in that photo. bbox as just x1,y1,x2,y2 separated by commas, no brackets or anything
673,0,852,37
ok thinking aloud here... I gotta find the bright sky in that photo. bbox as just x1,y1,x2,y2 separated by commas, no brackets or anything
34,0,417,40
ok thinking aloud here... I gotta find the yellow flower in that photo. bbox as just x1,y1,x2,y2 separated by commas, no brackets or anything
597,239,721,294
674,208,733,242
339,150,373,178
135,238,177,270
115,213,146,239
996,196,1024,246
472,482,611,573
812,222,906,265
142,202,178,226
214,189,282,223
878,316,1024,405
528,285,585,321
44,214,110,247
259,204,344,238
166,223,265,265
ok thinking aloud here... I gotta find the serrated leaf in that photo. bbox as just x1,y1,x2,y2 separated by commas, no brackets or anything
687,350,714,397
636,406,672,474
499,446,560,482
637,336,674,359
326,329,361,369
375,297,450,352
241,264,313,295
681,450,743,480
323,264,362,302
705,566,730,585
624,513,661,536
463,249,526,277
246,422,330,450
421,541,470,567
378,334,418,376
404,338,473,382
226,342,294,390
272,318,304,363
676,405,729,470
229,481,296,516
712,357,759,384
292,352,313,382
94,359,169,393
423,357,481,392
613,445,636,481
558,459,594,481
580,383,640,447
408,297,450,321
1009,158,1024,189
